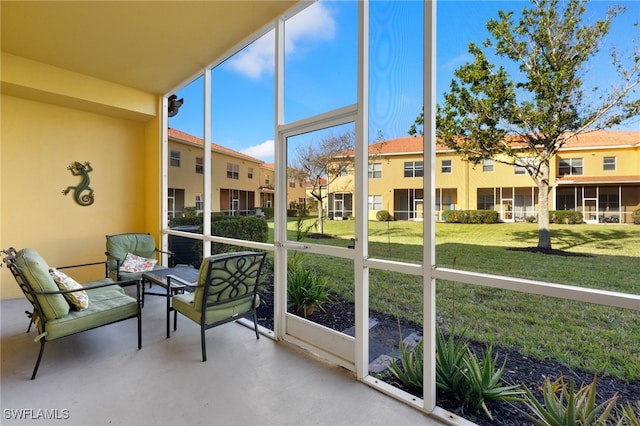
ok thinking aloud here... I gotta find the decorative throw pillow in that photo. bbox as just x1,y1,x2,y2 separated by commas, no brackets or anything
49,268,89,311
119,252,157,273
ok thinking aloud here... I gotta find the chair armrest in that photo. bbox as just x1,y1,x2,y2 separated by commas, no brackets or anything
105,253,122,280
156,248,175,267
56,260,109,279
33,279,142,303
33,278,135,294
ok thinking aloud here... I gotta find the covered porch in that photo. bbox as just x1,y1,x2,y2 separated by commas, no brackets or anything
0,295,445,425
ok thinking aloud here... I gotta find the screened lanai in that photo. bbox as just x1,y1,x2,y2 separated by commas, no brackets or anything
2,1,639,425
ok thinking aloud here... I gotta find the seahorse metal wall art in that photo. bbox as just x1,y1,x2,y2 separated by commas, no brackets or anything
62,161,95,206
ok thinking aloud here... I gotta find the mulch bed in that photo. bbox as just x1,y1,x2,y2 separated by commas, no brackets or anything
256,290,639,425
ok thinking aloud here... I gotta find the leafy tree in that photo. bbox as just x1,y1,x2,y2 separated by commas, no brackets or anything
413,0,639,250
289,131,354,234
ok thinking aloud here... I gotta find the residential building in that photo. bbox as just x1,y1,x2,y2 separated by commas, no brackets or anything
168,129,305,217
2,2,638,424
329,131,640,223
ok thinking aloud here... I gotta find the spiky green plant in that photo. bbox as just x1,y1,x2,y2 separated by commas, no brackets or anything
286,263,332,316
463,346,523,420
389,339,423,393
516,376,619,426
435,329,468,397
612,400,640,426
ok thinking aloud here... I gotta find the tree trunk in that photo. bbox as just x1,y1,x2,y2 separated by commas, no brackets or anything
317,199,324,234
537,161,552,250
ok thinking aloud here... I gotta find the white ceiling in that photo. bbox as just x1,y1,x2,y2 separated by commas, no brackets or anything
1,1,301,95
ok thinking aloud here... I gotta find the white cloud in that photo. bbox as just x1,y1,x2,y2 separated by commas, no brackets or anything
241,139,274,161
226,2,336,79
442,53,473,71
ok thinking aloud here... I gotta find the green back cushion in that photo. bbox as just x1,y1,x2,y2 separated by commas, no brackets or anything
106,234,156,272
16,248,70,320
192,252,259,311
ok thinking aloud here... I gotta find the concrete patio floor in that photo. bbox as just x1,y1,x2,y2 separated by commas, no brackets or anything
1,293,450,426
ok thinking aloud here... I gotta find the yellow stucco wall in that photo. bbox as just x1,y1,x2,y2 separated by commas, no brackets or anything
1,56,161,300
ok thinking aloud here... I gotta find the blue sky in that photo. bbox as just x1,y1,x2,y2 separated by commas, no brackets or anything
169,0,639,163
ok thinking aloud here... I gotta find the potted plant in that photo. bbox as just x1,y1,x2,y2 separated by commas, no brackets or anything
287,259,332,317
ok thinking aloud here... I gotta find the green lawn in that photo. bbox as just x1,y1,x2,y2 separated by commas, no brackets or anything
270,219,640,381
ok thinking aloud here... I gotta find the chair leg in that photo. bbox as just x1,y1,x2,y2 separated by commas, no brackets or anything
137,310,142,350
31,341,46,380
26,310,34,332
201,325,207,362
253,311,260,340
141,281,145,309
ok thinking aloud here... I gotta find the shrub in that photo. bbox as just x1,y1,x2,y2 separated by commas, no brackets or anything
442,210,499,224
168,207,203,227
376,210,393,221
210,215,268,248
550,210,583,224
192,215,269,259
260,207,274,219
632,209,640,224
525,216,537,223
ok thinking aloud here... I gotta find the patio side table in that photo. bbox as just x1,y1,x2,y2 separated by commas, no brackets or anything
142,266,199,338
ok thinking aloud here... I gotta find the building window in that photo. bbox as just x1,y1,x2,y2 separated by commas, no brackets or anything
368,163,382,179
404,161,424,178
515,157,538,175
195,194,203,210
289,178,296,188
195,156,203,174
441,160,452,174
248,167,254,179
368,195,382,210
482,158,494,172
265,175,270,185
478,194,495,210
603,156,616,171
559,158,583,176
227,163,239,179
170,150,181,167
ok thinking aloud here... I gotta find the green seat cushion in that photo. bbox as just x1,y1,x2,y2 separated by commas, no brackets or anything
106,233,157,274
15,248,70,320
44,282,138,340
173,292,260,325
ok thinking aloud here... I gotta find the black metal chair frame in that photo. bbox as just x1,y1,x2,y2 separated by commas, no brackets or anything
2,247,142,379
172,252,266,362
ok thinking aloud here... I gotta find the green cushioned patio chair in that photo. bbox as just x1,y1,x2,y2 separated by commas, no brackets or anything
2,247,142,379
105,233,173,282
171,251,266,362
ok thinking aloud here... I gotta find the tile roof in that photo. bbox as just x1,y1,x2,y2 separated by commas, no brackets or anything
168,128,264,164
365,130,639,155
169,127,638,163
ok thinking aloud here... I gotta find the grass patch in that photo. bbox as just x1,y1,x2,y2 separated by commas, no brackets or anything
272,219,640,381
